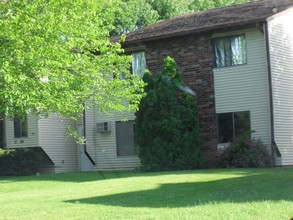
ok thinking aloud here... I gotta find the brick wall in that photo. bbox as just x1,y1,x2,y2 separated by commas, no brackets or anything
144,34,218,167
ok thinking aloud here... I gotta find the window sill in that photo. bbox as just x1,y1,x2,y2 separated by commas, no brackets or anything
14,137,28,139
213,62,247,70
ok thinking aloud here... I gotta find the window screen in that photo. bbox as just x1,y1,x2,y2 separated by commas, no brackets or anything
116,121,136,156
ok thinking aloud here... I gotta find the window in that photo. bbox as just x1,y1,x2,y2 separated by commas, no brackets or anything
115,51,146,79
131,51,146,77
217,111,250,143
116,120,136,156
214,35,246,67
96,122,111,132
14,117,28,138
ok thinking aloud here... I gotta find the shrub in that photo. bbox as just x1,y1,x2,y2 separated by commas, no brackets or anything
0,148,42,176
219,132,273,168
135,57,202,171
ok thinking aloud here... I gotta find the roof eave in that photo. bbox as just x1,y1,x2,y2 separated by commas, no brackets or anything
122,18,267,46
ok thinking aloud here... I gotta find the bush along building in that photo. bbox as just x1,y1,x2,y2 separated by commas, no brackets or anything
1,0,293,173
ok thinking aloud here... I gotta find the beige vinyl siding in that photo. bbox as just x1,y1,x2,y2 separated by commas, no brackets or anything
268,8,293,166
5,114,39,149
213,28,271,147
76,116,83,170
84,107,96,161
94,110,140,170
39,114,78,173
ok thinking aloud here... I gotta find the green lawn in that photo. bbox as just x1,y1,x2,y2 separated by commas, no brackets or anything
0,168,293,220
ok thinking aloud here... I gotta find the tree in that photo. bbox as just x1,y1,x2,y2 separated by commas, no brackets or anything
146,0,193,21
111,0,159,35
188,0,252,12
135,57,202,171
0,0,253,119
111,0,252,35
146,0,253,20
0,0,144,119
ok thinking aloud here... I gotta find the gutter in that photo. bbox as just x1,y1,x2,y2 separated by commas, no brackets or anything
264,21,281,158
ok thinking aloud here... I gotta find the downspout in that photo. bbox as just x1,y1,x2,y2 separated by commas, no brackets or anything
264,22,281,159
83,105,96,165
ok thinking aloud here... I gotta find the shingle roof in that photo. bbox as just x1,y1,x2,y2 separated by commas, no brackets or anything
123,0,293,45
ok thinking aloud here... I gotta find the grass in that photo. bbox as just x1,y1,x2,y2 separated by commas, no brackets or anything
0,168,293,220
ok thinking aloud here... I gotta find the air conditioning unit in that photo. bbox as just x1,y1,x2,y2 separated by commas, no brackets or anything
96,122,111,133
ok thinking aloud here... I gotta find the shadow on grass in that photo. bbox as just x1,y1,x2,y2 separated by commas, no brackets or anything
65,169,293,208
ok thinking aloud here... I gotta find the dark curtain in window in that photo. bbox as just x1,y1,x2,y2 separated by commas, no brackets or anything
234,111,250,138
14,120,21,138
217,113,233,143
14,117,28,138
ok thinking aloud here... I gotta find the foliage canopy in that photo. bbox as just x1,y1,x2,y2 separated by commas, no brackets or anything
0,0,144,119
